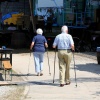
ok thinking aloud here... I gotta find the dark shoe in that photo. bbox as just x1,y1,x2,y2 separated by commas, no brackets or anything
60,84,64,87
40,73,43,76
65,82,71,85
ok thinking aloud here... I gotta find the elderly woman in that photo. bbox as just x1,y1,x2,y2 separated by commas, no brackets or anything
30,28,48,76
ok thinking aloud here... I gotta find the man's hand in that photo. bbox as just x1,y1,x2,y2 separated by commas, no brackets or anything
72,49,75,52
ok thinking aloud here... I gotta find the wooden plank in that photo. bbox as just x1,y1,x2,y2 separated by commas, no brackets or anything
2,61,12,69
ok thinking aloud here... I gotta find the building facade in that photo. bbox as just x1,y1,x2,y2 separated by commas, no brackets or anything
33,0,100,26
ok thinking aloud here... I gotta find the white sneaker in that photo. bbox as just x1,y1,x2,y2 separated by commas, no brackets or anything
37,73,40,76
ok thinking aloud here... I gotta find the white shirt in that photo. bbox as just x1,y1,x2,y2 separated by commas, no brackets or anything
53,32,74,49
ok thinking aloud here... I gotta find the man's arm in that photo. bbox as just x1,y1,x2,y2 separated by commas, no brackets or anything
53,45,56,49
71,44,75,51
70,35,75,51
53,37,58,49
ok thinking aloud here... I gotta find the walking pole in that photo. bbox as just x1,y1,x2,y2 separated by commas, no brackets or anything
73,51,77,87
27,51,31,75
46,48,51,75
53,48,56,83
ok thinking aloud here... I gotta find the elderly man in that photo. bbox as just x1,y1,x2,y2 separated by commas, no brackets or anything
53,25,74,87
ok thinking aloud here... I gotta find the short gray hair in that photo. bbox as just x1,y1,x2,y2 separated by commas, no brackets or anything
36,28,43,34
61,25,68,32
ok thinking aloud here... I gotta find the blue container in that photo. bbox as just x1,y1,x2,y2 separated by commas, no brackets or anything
97,47,100,52
2,46,6,49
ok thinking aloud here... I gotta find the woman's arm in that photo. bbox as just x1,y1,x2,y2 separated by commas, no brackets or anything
45,43,48,48
30,42,34,50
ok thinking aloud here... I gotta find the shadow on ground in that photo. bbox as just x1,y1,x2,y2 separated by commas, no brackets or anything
71,63,100,84
0,73,4,81
74,63,100,75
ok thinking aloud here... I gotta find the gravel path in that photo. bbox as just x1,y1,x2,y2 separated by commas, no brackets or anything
0,85,25,100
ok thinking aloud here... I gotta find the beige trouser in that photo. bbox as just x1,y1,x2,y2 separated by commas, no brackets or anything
58,50,72,84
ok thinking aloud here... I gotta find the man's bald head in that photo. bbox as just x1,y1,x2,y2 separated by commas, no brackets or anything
61,25,68,33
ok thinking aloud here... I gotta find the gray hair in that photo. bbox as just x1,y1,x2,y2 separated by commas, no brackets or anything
36,28,43,34
61,25,68,33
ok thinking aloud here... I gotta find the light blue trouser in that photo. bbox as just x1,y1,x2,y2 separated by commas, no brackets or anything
33,52,44,73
